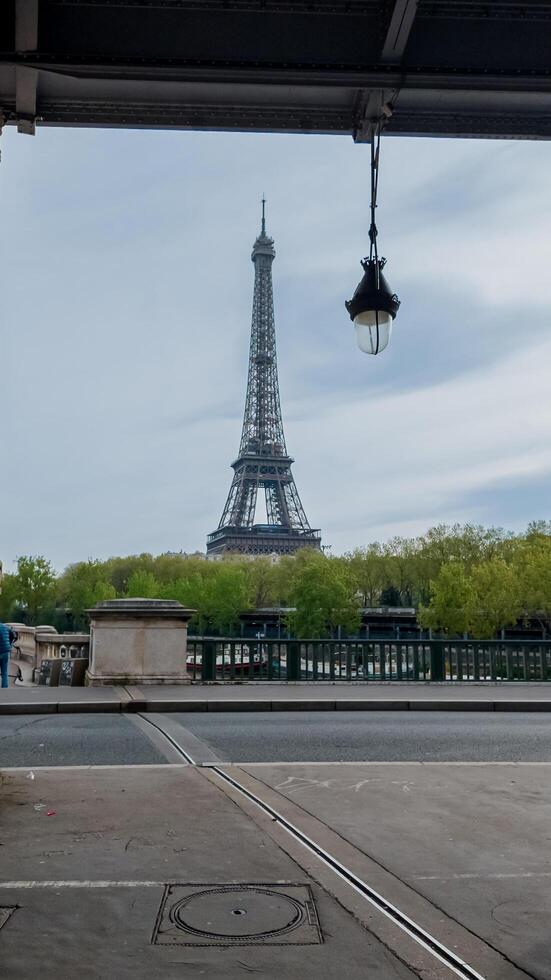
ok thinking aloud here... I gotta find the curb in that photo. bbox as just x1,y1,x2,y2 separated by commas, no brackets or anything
2,699,551,714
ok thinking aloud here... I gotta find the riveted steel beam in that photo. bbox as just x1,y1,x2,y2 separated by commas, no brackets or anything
15,0,39,133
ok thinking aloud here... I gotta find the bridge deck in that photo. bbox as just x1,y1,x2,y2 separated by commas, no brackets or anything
2,1,551,138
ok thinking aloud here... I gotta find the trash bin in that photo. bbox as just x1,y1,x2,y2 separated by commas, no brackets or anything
37,659,62,687
58,658,88,687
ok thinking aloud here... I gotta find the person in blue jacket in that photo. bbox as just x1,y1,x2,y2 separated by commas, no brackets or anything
0,621,13,688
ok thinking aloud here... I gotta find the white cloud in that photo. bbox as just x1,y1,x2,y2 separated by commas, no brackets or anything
287,334,551,549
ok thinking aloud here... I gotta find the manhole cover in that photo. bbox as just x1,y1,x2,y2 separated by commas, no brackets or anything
153,883,322,946
0,908,16,932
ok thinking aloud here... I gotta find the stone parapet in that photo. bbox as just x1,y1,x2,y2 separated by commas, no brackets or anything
86,598,195,687
35,632,90,673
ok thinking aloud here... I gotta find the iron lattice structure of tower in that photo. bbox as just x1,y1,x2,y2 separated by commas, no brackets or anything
207,204,321,557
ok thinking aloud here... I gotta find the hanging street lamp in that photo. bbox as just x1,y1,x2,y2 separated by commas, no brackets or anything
346,114,400,355
346,257,400,355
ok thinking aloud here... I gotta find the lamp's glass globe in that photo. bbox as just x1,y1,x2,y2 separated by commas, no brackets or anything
354,309,392,355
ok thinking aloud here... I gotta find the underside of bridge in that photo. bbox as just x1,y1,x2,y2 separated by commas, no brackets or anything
1,1,551,140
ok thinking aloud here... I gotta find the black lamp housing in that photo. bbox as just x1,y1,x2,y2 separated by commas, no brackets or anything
345,257,400,322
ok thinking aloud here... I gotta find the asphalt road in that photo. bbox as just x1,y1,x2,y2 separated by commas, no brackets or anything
177,711,551,761
0,714,165,767
2,711,551,766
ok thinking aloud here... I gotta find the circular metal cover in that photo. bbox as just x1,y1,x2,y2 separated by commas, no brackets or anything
170,886,304,940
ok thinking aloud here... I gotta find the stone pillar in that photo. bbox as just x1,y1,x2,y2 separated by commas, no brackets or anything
86,598,195,686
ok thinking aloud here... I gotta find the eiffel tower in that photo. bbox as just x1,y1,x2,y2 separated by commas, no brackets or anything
207,202,321,557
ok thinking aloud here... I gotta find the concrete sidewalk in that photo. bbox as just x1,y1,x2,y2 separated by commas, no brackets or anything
2,681,551,713
236,760,551,980
0,763,534,980
0,765,416,980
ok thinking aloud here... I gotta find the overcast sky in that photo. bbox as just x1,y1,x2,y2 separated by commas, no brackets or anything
2,126,550,573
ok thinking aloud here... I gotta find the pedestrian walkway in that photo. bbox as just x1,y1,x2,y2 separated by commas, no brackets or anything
0,758,532,979
0,765,416,980
1,681,551,714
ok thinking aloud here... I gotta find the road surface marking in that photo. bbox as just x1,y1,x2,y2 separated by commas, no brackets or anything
414,872,551,881
0,764,187,772
0,881,166,889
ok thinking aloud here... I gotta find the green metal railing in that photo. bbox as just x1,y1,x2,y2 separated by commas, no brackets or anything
186,637,551,683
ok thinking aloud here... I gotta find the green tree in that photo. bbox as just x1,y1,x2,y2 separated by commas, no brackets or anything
161,575,208,630
514,535,551,635
467,559,521,639
379,585,402,607
102,553,156,594
382,537,419,606
12,521,549,640
246,558,280,609
126,570,162,598
152,552,210,585
346,544,386,606
413,523,515,604
58,560,116,628
526,520,551,539
163,564,252,634
418,562,474,636
268,555,298,609
12,556,57,625
0,573,20,621
286,551,361,638
202,565,252,634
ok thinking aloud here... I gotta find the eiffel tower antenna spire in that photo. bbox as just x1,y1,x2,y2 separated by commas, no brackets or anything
207,208,321,557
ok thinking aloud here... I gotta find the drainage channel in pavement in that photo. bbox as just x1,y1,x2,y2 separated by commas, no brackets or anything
132,712,498,980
